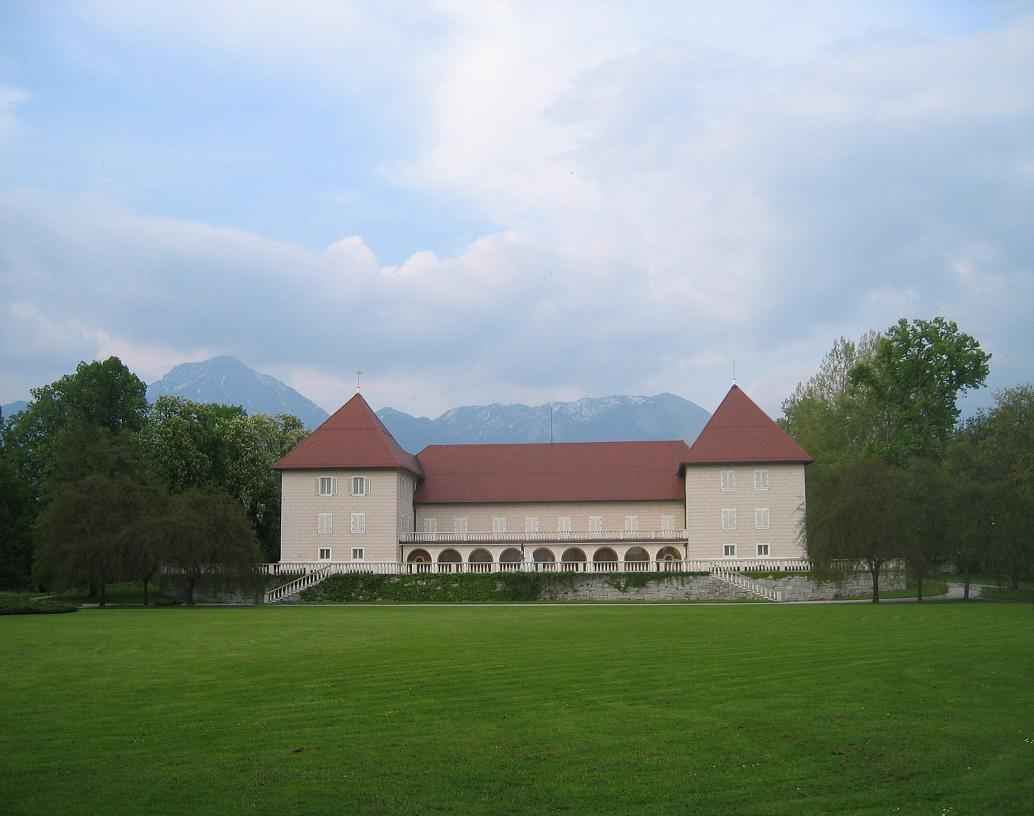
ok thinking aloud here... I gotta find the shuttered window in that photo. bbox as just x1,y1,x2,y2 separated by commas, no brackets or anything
722,509,737,530
755,508,770,530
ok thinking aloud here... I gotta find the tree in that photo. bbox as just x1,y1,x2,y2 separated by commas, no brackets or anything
144,397,245,492
900,458,950,602
803,454,907,602
32,426,157,605
221,413,308,561
780,331,880,463
162,487,264,606
0,458,34,589
144,399,308,561
850,318,990,464
954,386,1034,591
3,357,147,500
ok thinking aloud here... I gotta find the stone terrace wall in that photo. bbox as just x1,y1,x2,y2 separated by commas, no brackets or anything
756,570,906,601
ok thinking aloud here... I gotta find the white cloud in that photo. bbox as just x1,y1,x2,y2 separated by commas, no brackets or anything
2,4,1033,417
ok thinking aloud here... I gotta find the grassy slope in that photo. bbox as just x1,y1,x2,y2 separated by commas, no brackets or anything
1,604,1032,815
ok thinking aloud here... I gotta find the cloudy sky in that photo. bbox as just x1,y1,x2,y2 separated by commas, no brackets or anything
1,2,1032,418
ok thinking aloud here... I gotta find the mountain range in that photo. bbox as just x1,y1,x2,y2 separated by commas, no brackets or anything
146,356,330,429
377,394,710,452
6,356,712,448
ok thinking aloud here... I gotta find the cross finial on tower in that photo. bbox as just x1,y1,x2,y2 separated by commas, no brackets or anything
732,357,737,385
356,370,362,394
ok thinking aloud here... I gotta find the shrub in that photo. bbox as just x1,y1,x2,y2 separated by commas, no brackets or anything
0,592,78,615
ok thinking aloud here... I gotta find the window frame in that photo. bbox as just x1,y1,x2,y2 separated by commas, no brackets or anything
557,516,572,532
351,512,366,535
589,515,603,532
525,517,539,533
318,547,332,560
453,517,468,533
352,547,365,560
492,517,507,533
720,470,736,491
424,518,437,533
723,544,736,557
754,469,769,491
661,515,675,532
317,513,333,535
624,515,640,532
756,543,770,557
317,476,336,497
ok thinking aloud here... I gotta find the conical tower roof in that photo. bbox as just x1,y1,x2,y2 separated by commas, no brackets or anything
683,385,812,465
275,393,424,477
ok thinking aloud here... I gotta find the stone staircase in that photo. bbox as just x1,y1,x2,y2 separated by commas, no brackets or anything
709,562,784,602
264,566,332,603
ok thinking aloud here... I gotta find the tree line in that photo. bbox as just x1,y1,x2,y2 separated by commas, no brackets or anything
782,317,1033,601
0,357,308,604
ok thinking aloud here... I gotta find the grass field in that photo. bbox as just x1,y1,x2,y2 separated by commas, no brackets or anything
2,603,1033,815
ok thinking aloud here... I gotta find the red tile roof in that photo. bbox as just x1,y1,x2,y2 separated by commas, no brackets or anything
682,385,812,465
414,440,690,504
274,394,424,477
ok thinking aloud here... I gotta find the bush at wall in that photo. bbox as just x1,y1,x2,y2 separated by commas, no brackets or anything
298,572,707,603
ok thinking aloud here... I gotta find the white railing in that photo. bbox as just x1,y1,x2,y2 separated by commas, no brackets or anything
710,563,783,602
264,566,333,603
400,529,689,544
260,557,823,579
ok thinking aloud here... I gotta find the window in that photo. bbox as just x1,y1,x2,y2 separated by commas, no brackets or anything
317,513,333,534
624,515,639,531
754,469,769,491
756,543,770,557
755,508,770,530
525,517,539,533
589,516,603,532
492,517,507,533
318,476,336,496
424,518,437,533
721,470,736,491
318,547,331,560
557,516,572,532
454,517,468,533
351,513,366,534
723,544,736,557
721,509,737,530
352,547,365,560
661,515,675,532
351,476,370,496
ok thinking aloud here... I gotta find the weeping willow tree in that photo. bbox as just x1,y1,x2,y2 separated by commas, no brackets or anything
802,454,907,603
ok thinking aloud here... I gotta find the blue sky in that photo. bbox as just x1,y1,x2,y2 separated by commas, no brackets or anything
1,1,1031,418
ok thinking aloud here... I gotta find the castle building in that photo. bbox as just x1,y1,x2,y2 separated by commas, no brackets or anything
273,384,812,571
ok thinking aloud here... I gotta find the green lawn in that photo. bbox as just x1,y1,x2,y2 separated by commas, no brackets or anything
1,604,1032,815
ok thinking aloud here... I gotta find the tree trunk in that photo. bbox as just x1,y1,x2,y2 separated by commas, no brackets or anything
916,573,924,603
185,574,197,606
88,578,100,600
869,559,882,604
142,579,149,607
963,568,970,601
1010,573,1020,590
98,582,106,608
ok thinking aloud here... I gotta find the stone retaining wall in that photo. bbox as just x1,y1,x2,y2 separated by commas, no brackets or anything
267,569,907,604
